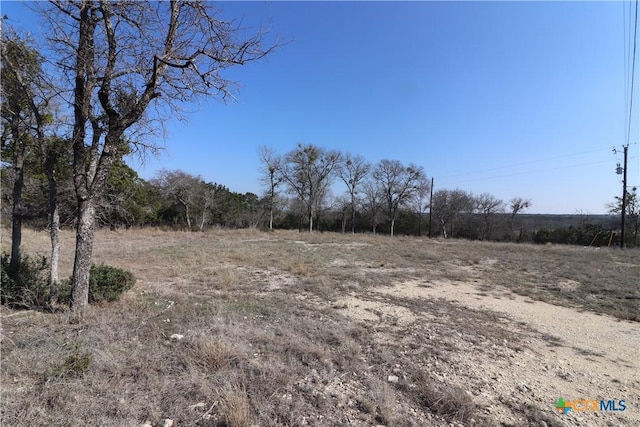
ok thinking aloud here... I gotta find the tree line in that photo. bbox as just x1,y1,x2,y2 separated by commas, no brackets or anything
256,144,540,241
0,160,263,231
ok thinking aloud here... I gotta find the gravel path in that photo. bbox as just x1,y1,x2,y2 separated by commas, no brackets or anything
371,279,640,426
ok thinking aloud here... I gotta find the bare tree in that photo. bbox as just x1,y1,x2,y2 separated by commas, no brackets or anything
475,193,504,240
313,178,333,231
281,144,341,232
361,180,383,234
196,182,217,232
40,1,277,314
333,195,350,233
152,169,206,231
372,159,427,237
431,189,475,238
411,176,431,236
257,145,282,230
337,153,370,233
509,197,531,241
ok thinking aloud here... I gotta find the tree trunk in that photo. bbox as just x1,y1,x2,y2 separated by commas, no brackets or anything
269,187,275,230
42,149,62,302
389,205,398,237
341,209,347,233
9,123,26,271
47,175,61,302
10,154,25,271
351,196,356,234
71,198,96,316
269,203,274,230
185,203,191,230
49,208,61,302
199,203,207,231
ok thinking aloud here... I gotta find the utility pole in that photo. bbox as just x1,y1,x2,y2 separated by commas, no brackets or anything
621,144,628,249
428,177,434,238
615,144,629,249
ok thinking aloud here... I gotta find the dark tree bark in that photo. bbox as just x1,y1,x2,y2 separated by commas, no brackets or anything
9,128,25,272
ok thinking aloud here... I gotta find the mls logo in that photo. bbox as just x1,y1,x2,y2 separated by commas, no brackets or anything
555,397,627,414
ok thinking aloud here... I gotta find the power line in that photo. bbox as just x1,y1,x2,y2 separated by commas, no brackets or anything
623,1,630,140
437,159,612,187
626,0,638,147
435,146,611,181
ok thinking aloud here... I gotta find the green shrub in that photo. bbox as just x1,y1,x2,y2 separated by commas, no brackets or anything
0,252,49,308
57,264,135,304
88,264,136,303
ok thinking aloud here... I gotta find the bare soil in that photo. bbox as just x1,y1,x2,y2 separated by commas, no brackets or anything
345,278,639,426
1,229,638,427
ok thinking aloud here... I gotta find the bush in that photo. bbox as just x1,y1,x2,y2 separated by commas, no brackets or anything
88,264,136,303
57,264,136,305
0,252,49,308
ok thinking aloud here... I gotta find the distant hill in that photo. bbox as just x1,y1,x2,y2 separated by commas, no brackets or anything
514,214,618,230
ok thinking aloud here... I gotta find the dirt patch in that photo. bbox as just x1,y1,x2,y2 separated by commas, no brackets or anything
336,294,417,326
378,278,640,427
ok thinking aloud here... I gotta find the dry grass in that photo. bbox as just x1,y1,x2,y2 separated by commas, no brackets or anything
1,228,638,426
283,260,311,276
219,381,252,427
213,267,240,290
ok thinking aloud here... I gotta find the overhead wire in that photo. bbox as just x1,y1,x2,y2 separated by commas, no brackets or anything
623,1,630,143
436,159,613,187
626,0,638,147
434,146,611,183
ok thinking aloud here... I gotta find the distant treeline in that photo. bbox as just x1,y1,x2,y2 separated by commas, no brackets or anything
2,158,634,247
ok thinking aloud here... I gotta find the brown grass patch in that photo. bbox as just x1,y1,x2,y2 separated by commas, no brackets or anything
284,260,311,276
219,381,253,427
187,334,241,370
213,266,240,289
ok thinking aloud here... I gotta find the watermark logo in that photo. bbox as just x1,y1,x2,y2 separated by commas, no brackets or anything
555,397,626,414
555,397,572,414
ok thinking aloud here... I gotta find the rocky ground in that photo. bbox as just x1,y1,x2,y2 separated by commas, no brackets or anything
331,275,639,427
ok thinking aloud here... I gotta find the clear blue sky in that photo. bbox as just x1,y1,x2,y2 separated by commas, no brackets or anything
3,1,639,214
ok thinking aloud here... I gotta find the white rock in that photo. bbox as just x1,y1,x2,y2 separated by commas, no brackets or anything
163,419,174,427
387,375,399,383
170,334,184,341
